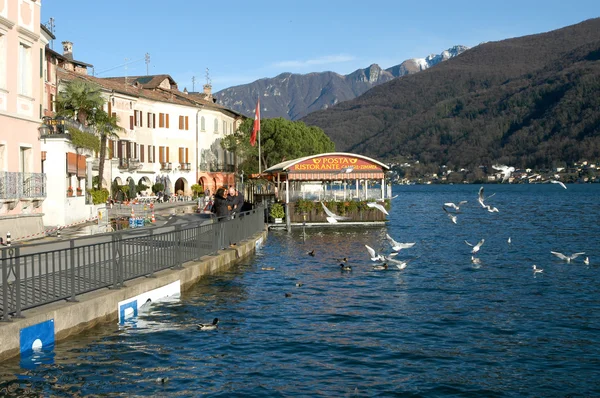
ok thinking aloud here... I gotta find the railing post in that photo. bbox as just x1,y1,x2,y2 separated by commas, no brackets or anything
67,239,78,302
145,229,156,278
196,224,202,260
1,248,9,321
173,225,183,269
111,233,123,289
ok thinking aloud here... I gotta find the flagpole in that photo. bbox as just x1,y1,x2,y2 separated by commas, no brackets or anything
258,98,262,175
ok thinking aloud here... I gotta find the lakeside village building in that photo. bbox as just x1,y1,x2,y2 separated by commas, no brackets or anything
0,0,242,240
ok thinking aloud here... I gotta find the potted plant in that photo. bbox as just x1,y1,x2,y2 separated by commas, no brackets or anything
76,187,83,196
270,202,285,223
67,186,74,197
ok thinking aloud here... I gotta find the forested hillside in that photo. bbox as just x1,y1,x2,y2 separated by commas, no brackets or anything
302,19,600,170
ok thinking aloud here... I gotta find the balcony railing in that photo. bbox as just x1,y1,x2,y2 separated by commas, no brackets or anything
198,163,235,173
180,162,191,171
39,116,96,137
0,172,46,200
161,162,172,171
118,158,129,169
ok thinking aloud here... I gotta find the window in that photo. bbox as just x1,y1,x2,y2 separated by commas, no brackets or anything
214,119,218,133
159,113,164,128
147,112,156,128
148,145,155,163
140,145,145,162
50,94,56,112
20,146,32,173
166,113,170,128
201,116,205,131
19,42,32,96
129,115,134,130
134,110,142,127
185,116,189,130
0,32,6,90
0,144,6,171
179,115,184,130
223,121,226,134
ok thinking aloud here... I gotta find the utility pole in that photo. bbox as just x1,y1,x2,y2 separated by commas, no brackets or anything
192,76,196,92
145,53,150,75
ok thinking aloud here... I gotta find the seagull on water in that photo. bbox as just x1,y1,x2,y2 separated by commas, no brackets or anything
197,318,219,331
532,265,543,274
465,239,485,254
372,263,388,271
508,237,512,245
584,257,590,265
492,164,515,183
307,249,315,257
549,180,567,189
321,201,350,223
551,251,585,263
471,256,481,264
340,263,352,271
443,201,468,212
385,234,415,252
366,201,389,216
443,206,458,224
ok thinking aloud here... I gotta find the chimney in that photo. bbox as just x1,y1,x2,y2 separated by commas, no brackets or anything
183,87,188,94
203,83,212,98
62,41,73,60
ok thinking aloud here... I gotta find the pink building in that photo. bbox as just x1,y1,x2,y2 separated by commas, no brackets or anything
0,0,47,240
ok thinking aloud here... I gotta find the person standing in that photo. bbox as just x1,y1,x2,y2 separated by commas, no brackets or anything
227,186,244,217
211,187,229,221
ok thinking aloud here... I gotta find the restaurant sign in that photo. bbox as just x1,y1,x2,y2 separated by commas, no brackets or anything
291,155,382,172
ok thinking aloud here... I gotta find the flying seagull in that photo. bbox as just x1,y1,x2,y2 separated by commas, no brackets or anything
465,239,485,254
365,244,385,262
366,201,389,216
492,164,515,183
320,201,350,223
477,186,496,208
532,265,543,274
549,180,567,190
385,234,416,252
443,201,468,212
484,204,499,213
550,251,585,263
443,206,458,224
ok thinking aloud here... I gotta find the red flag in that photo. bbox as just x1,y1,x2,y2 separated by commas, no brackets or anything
250,99,260,146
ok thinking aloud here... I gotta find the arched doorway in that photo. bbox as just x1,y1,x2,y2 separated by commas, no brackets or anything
174,177,188,196
138,176,152,195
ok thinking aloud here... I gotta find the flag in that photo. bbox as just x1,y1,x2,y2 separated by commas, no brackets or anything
250,98,260,146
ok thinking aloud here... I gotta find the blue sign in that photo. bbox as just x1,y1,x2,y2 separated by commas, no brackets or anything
20,319,55,355
119,300,138,324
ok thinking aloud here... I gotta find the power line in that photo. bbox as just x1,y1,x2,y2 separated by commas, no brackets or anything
95,56,146,76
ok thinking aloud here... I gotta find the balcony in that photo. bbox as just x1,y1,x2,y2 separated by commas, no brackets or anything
39,116,96,138
180,162,191,171
161,162,172,171
198,163,235,173
118,158,129,169
128,158,142,170
0,172,46,201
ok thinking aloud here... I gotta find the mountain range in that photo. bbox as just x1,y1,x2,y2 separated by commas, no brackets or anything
302,18,600,170
214,46,468,120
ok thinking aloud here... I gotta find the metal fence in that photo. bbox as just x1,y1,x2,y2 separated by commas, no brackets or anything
0,171,46,200
0,206,265,321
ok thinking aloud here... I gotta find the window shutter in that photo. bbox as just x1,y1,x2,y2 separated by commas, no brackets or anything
185,116,189,130
185,148,189,163
179,116,183,130
134,111,138,126
129,115,134,130
66,152,77,174
135,144,139,159
166,146,170,162
141,144,145,162
126,142,131,158
179,147,183,162
153,113,156,128
117,140,123,158
153,146,156,163
166,114,170,128
159,146,164,163
159,113,164,128
108,102,111,116
77,154,86,178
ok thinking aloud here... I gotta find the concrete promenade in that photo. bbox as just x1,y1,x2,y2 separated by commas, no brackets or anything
0,227,267,362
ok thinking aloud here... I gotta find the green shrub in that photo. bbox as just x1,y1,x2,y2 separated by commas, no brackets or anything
88,188,109,204
270,202,285,219
152,183,164,194
191,184,204,197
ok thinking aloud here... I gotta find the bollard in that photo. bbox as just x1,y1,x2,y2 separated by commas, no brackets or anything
6,231,11,246
57,229,61,238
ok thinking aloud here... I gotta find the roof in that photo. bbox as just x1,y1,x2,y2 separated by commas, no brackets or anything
56,69,243,117
46,46,94,68
103,74,178,90
264,152,390,173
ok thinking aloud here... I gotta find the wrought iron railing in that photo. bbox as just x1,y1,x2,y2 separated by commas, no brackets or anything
118,158,129,169
0,172,46,200
40,116,96,137
180,162,191,171
161,162,172,171
198,162,235,173
0,206,265,320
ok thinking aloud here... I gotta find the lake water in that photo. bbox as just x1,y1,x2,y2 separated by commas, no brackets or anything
1,184,599,397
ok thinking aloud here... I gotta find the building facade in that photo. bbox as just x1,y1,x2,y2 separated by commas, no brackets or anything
0,0,47,239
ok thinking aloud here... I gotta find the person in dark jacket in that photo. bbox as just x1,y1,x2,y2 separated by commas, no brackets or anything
211,187,230,221
227,187,244,217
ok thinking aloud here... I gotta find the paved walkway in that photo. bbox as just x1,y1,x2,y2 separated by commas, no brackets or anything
17,200,211,245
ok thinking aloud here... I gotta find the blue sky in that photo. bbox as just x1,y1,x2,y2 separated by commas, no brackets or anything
42,0,599,92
